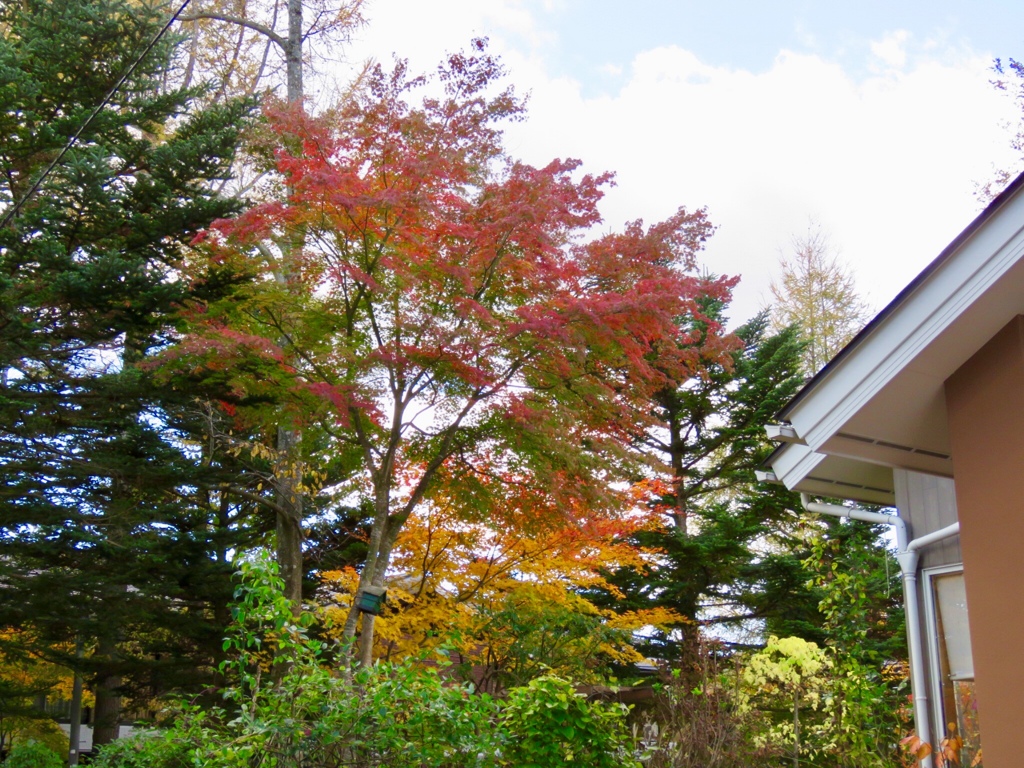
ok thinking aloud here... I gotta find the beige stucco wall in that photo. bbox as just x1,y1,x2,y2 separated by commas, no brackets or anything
945,315,1024,767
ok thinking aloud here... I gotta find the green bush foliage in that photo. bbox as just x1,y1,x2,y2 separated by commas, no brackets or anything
4,740,64,768
500,676,638,768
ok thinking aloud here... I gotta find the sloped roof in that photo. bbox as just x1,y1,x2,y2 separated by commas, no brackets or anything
766,170,1024,504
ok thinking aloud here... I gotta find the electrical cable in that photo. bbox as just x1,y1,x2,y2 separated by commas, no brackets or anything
0,0,195,230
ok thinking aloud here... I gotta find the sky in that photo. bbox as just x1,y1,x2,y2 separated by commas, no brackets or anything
340,1,1024,326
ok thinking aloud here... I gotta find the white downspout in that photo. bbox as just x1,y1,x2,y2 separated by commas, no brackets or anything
894,546,930,767
799,495,959,768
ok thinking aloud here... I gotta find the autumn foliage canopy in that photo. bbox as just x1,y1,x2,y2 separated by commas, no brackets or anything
174,39,738,651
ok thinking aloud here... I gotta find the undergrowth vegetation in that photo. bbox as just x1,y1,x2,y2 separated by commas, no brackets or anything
92,556,639,768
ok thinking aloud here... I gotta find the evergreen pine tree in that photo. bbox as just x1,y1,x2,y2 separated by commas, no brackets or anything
0,0,255,743
592,313,824,656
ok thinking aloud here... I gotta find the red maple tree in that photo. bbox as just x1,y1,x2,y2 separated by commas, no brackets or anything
177,40,739,662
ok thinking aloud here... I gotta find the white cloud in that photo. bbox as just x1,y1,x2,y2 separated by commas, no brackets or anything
508,44,1020,322
870,30,910,70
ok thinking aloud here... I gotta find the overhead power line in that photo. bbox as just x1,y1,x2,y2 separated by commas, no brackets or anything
0,0,195,231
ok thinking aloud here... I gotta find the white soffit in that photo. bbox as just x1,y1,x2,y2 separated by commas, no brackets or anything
769,443,896,505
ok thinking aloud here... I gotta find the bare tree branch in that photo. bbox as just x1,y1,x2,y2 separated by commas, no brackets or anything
178,12,287,50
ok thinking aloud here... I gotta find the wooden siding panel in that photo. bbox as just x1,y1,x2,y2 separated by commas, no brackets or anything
893,469,961,569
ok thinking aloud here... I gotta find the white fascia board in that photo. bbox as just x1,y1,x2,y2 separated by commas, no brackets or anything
787,206,1024,456
769,442,828,491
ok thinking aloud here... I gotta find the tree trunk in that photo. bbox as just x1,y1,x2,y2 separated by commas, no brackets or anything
667,403,687,532
93,460,135,748
273,0,305,615
342,485,392,659
358,610,375,667
91,636,121,748
286,0,303,104
68,639,84,766
275,425,304,612
793,689,800,768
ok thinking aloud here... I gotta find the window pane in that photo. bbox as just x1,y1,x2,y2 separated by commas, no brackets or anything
932,572,981,766
934,573,973,679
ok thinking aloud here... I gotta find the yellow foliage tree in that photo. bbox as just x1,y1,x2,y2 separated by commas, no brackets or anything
741,635,831,768
0,631,82,758
319,477,681,688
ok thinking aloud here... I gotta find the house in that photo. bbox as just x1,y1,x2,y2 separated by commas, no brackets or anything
759,172,1024,767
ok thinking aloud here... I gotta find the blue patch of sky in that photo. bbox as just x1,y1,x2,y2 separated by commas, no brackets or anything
510,1,1024,96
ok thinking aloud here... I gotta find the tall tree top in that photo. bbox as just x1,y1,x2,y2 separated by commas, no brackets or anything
768,224,872,376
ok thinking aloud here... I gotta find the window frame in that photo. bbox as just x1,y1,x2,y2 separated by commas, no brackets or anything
921,563,970,743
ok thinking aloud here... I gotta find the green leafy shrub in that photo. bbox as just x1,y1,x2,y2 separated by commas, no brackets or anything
4,740,64,768
804,527,910,767
500,675,638,768
95,555,479,767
